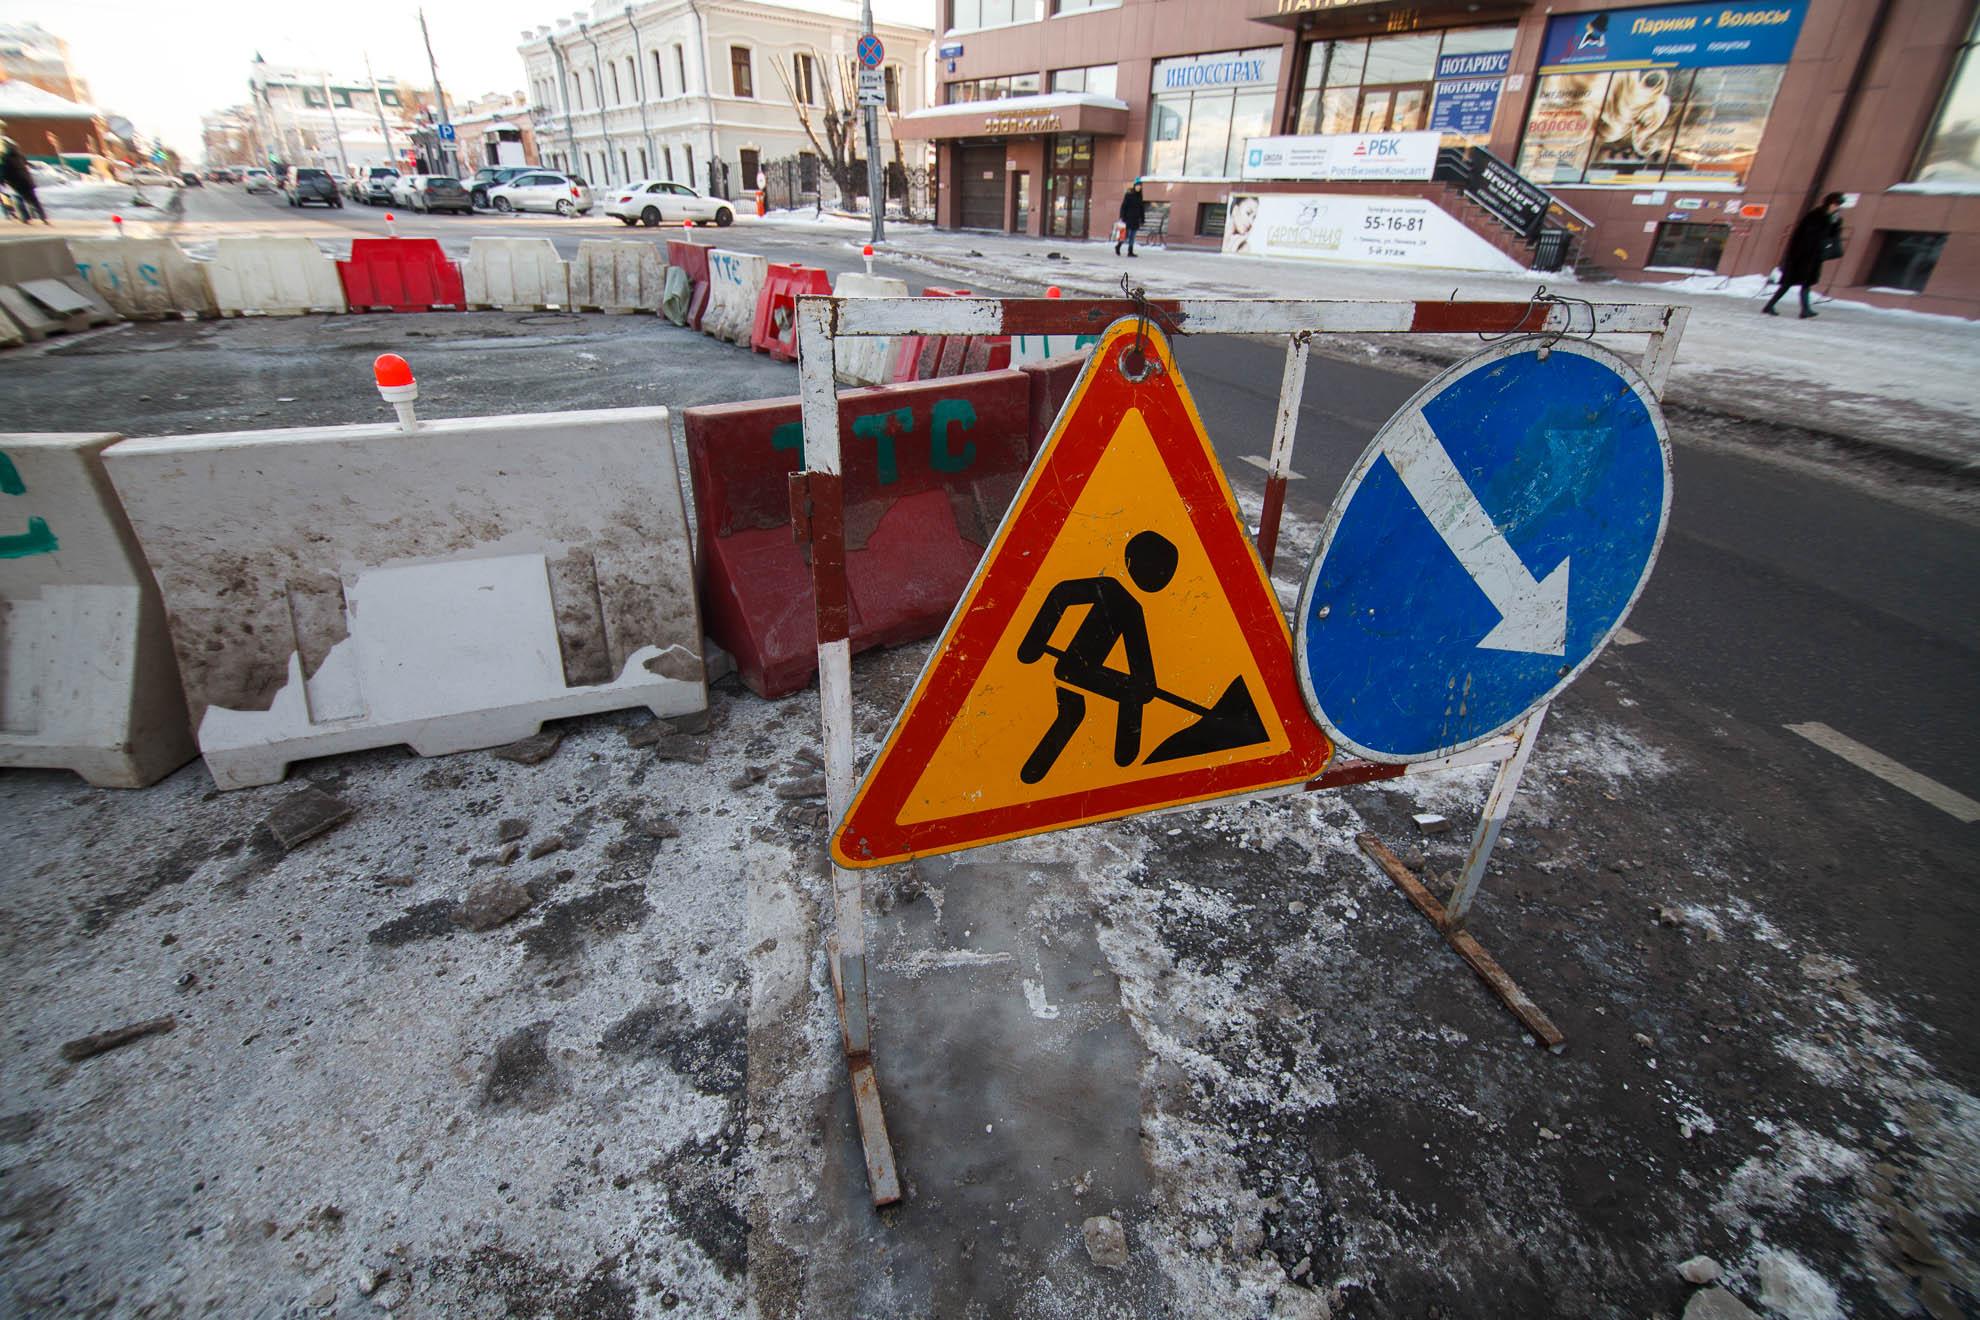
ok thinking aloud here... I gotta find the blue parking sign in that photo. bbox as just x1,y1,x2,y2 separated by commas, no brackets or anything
1294,337,1671,762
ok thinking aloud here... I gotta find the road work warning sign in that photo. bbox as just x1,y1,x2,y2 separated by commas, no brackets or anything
833,317,1332,867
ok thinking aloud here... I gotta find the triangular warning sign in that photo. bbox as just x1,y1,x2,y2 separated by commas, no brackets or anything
833,317,1333,868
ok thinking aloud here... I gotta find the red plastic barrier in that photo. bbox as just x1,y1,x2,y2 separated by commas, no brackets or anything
751,263,831,362
684,369,1035,698
961,334,1013,375
891,287,971,382
1021,351,1089,457
666,239,711,330
337,238,465,312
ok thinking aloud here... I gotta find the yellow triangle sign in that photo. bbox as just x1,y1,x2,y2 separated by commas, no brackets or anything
833,318,1333,868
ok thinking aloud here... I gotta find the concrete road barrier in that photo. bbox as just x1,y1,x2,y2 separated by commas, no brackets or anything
105,408,705,789
685,371,1034,697
751,264,831,362
0,236,119,342
462,237,570,311
208,236,347,316
339,237,466,312
0,433,197,787
831,272,910,387
569,239,667,314
68,237,217,321
704,249,767,346
665,240,710,329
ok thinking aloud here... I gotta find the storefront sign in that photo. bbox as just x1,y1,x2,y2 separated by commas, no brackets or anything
1428,52,1507,141
1538,2,1808,72
982,112,1061,134
1220,193,1524,273
1154,49,1282,92
1273,0,1392,12
939,43,964,59
1241,131,1439,183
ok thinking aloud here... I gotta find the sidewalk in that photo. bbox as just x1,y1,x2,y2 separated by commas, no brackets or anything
872,225,1980,474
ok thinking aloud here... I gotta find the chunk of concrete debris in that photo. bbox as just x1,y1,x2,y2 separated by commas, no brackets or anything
265,787,354,851
650,735,710,765
636,817,681,840
526,837,565,861
496,818,529,843
1679,1256,1723,1285
1412,813,1451,835
624,719,674,748
1082,1215,1129,1269
776,774,827,801
60,1015,176,1062
458,878,533,932
1682,1287,1757,1320
497,843,522,865
489,731,561,765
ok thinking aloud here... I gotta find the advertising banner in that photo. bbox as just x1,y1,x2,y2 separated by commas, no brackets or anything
1537,2,1808,72
1220,193,1524,273
1241,131,1440,182
1429,50,1510,142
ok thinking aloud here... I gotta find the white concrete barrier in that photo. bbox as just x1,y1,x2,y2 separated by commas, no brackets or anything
0,433,197,787
207,236,347,316
832,271,911,386
568,240,666,314
104,408,705,789
68,238,217,320
0,236,119,342
704,248,767,346
462,236,570,311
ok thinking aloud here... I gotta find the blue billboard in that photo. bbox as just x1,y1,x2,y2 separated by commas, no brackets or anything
1538,1,1808,71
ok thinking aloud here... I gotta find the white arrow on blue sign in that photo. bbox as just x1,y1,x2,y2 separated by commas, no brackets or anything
1294,336,1671,763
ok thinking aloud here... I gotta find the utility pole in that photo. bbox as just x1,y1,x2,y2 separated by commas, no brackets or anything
418,9,457,176
321,73,350,175
862,0,883,244
365,52,395,166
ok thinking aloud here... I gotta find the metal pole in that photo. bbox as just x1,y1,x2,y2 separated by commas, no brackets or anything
418,9,457,176
320,74,350,176
578,21,616,185
1257,334,1309,573
364,53,395,165
625,6,655,179
1443,703,1548,929
862,0,883,244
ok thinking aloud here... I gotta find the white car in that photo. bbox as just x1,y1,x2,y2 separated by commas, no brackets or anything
242,167,275,194
485,171,593,216
605,179,735,228
389,174,433,208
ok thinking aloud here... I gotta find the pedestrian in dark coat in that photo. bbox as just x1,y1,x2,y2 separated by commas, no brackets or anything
1764,192,1844,318
1115,180,1145,257
0,130,50,224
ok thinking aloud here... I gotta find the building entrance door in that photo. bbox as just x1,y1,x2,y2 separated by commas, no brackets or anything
1012,171,1030,233
1044,135,1094,239
958,144,1008,230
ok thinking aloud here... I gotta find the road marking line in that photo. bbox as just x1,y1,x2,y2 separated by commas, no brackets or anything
1238,454,1305,480
1785,723,1980,823
1613,626,1647,646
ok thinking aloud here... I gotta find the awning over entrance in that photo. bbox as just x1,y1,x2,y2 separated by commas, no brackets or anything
896,93,1131,141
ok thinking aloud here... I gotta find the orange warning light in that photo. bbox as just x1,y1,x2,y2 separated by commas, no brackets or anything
373,354,414,388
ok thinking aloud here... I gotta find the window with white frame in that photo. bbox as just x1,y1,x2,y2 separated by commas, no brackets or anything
731,46,754,98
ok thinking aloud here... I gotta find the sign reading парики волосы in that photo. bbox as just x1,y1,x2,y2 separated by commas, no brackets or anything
1538,1,1807,70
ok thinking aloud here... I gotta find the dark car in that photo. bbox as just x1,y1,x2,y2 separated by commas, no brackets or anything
409,175,472,214
468,166,531,209
360,166,400,206
284,166,342,208
180,171,204,187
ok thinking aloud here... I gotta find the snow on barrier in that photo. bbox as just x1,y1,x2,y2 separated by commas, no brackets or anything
208,236,347,316
568,239,667,314
0,433,197,788
684,370,1036,698
664,239,710,329
0,236,118,344
703,248,767,346
751,263,831,362
68,237,217,321
462,237,570,311
338,237,466,313
830,271,910,386
104,407,706,789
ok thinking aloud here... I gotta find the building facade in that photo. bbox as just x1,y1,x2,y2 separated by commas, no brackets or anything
244,59,433,175
447,94,539,173
0,22,91,103
518,0,934,199
0,80,107,163
905,0,1980,317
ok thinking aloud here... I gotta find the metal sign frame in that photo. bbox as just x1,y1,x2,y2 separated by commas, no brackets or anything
793,294,1688,1209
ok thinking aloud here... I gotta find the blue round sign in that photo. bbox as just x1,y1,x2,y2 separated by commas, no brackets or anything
857,34,885,68
1294,337,1671,763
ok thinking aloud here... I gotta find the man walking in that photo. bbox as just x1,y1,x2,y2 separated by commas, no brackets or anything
1764,192,1845,319
1114,180,1145,258
0,127,50,225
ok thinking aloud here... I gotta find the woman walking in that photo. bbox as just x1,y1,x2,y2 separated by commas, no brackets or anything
1763,192,1845,319
1114,180,1145,258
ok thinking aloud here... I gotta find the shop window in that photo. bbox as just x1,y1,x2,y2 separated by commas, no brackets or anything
1291,26,1514,144
1195,201,1227,238
1647,221,1728,272
731,46,754,99
1051,65,1118,99
948,0,1039,33
945,73,1040,104
1865,231,1947,293
1144,48,1281,180
1913,12,1979,187
1516,3,1807,189
1052,0,1119,13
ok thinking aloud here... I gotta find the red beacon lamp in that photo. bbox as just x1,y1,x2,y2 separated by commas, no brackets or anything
373,353,419,431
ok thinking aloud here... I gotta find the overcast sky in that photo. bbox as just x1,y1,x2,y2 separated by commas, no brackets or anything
14,0,935,160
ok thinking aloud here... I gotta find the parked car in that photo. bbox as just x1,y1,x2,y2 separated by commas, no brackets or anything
467,166,532,209
180,171,203,187
604,179,736,227
284,166,343,208
402,175,471,214
358,166,399,206
485,171,593,216
129,168,178,187
242,167,275,193
208,167,240,183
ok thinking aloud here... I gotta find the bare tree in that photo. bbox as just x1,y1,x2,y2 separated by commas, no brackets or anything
772,47,867,210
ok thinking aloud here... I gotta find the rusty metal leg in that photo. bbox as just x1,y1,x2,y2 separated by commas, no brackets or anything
797,297,903,1207
1256,334,1309,574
